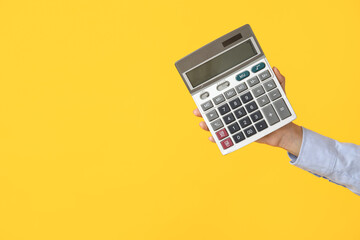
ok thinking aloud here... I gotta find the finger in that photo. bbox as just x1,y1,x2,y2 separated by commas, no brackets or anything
273,67,286,92
199,121,210,131
193,108,203,118
209,136,215,143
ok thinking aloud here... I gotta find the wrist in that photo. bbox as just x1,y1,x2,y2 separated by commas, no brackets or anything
278,123,303,156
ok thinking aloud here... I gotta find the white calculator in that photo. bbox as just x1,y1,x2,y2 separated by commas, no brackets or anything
175,24,296,155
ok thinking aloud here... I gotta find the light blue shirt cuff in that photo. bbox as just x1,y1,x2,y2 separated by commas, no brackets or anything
288,127,337,177
287,127,360,195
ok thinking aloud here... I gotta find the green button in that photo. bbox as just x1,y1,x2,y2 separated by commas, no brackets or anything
236,71,250,81
251,62,265,73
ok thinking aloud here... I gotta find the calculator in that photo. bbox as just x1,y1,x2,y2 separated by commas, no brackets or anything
175,24,296,155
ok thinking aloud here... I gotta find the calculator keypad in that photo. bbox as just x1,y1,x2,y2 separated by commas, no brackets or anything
223,113,235,124
251,62,265,73
211,119,223,131
245,101,258,113
257,95,270,107
200,61,292,151
221,138,234,149
247,76,260,87
218,104,231,115
224,88,237,99
236,71,250,81
228,122,240,134
244,126,257,137
234,107,246,119
252,85,265,98
250,111,263,123
240,92,253,104
235,83,247,94
233,132,245,143
239,116,251,128
268,89,281,101
262,104,280,126
273,99,291,120
255,120,268,132
216,128,228,140
213,94,225,105
201,100,213,111
263,79,276,91
259,70,271,81
229,98,242,109
206,109,219,122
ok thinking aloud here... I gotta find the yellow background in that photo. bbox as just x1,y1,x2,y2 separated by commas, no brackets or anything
0,0,359,239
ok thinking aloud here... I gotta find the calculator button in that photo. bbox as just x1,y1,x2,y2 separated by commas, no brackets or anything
268,89,281,101
258,70,271,81
234,107,247,119
213,94,225,105
229,98,242,109
216,81,230,91
218,103,231,115
247,76,260,87
236,70,250,81
223,113,235,124
273,98,291,120
200,92,209,100
263,79,276,92
224,88,237,99
257,95,270,107
233,132,246,143
252,85,265,97
221,138,234,149
201,101,213,111
245,101,258,113
244,126,257,137
262,104,280,126
251,62,266,73
235,83,248,94
250,110,263,123
240,92,253,104
239,116,251,128
216,128,228,140
206,109,219,122
228,122,240,134
211,119,224,131
255,120,268,132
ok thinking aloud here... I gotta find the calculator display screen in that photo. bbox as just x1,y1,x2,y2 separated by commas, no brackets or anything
186,40,257,88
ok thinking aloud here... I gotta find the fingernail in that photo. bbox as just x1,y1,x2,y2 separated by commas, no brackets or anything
273,66,278,73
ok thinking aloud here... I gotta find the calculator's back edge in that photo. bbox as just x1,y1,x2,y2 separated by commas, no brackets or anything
175,24,265,95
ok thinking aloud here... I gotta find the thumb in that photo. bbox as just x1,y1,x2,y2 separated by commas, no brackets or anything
273,67,286,92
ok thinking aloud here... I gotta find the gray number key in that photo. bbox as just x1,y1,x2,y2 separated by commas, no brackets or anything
258,70,271,81
201,100,213,111
247,76,260,87
252,85,265,97
206,109,219,122
263,79,276,91
210,119,224,131
262,104,280,126
224,88,237,99
268,88,281,101
273,98,291,120
257,95,270,107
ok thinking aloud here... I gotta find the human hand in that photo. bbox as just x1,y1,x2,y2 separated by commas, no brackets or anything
193,67,303,156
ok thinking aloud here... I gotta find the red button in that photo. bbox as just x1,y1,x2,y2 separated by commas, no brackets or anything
216,128,228,140
221,138,234,149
